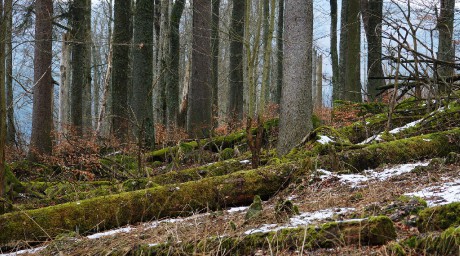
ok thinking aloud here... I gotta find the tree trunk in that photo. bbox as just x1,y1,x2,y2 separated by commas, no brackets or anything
187,0,212,138
277,0,313,156
228,0,245,122
344,0,361,102
111,0,132,142
59,33,71,135
132,0,155,147
0,0,6,209
259,0,275,115
211,0,220,128
315,54,323,109
437,0,455,94
274,0,284,105
154,0,169,128
5,0,14,145
70,0,92,135
330,0,339,101
167,0,185,129
362,0,384,101
29,0,54,161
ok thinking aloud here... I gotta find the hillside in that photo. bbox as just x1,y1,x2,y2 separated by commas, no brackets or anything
1,98,460,255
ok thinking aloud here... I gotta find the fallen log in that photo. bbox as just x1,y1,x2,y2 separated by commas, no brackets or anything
319,128,460,172
417,202,460,232
129,216,396,255
0,162,300,247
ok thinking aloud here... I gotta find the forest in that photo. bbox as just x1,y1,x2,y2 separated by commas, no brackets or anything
0,0,459,255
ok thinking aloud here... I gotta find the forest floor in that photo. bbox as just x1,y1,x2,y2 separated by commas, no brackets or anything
1,99,460,255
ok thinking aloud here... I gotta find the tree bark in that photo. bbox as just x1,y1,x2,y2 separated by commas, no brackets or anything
330,0,339,101
70,0,92,135
437,0,455,94
111,0,132,142
29,0,54,160
274,0,284,105
211,0,220,128
5,0,14,145
228,0,245,122
315,54,323,109
260,0,275,114
59,33,71,135
277,0,313,156
362,0,384,101
132,0,155,147
167,0,185,129
0,0,7,209
187,0,212,138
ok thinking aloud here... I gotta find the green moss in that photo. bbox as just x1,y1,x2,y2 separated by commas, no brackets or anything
366,216,397,245
385,241,406,256
0,162,301,246
400,226,460,255
245,195,263,221
219,148,234,160
418,202,460,232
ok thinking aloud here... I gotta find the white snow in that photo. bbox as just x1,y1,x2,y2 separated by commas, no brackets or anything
406,178,460,207
319,161,429,188
317,135,335,145
226,206,249,213
0,247,45,256
389,119,422,134
359,134,382,144
87,226,134,239
244,207,355,235
240,160,251,164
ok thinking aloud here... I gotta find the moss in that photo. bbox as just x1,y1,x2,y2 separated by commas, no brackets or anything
417,202,460,232
320,128,460,172
399,226,460,255
0,162,301,246
385,241,406,256
127,216,396,255
245,195,263,221
219,148,234,160
365,216,397,245
446,152,460,165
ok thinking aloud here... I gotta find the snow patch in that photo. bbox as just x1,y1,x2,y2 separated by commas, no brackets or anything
87,226,134,239
319,161,429,187
226,206,249,213
389,119,422,134
240,160,251,164
244,208,355,235
406,178,460,207
317,136,335,145
0,247,46,256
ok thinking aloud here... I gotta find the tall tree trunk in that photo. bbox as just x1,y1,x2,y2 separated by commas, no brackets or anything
437,0,455,94
330,0,339,101
29,0,54,160
59,33,71,135
5,0,14,145
112,0,132,142
0,0,7,208
167,0,185,129
274,0,284,105
361,0,384,101
315,54,323,109
339,0,361,102
187,0,212,138
259,0,275,115
228,0,245,122
132,0,155,147
154,0,169,127
70,0,92,135
277,0,313,156
211,0,220,128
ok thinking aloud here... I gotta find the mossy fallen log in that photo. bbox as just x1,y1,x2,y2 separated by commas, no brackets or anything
417,202,460,232
390,226,460,255
319,128,460,172
0,162,300,246
130,216,396,255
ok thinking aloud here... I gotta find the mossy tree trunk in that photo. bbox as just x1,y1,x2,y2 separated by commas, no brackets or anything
211,0,220,128
437,0,455,94
167,0,185,130
274,0,284,105
132,0,155,147
5,0,14,145
330,0,339,100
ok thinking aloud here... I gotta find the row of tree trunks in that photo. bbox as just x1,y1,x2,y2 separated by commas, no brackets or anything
0,162,302,246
